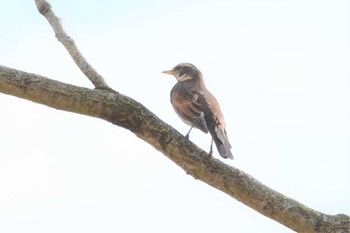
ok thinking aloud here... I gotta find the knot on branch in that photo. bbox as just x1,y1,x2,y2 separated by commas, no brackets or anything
55,32,70,43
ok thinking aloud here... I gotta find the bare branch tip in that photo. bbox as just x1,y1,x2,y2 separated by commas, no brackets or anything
35,0,52,15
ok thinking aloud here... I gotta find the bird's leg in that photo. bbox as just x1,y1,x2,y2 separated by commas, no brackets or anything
208,139,213,157
185,126,193,139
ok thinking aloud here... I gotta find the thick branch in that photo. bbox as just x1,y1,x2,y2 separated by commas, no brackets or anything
34,0,110,90
1,65,349,233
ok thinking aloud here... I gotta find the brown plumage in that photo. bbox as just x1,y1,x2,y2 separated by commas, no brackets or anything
163,63,233,159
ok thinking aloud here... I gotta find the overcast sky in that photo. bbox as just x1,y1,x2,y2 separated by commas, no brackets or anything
0,1,349,232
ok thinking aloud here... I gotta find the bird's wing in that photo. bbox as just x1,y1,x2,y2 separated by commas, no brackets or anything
202,91,233,159
171,87,209,133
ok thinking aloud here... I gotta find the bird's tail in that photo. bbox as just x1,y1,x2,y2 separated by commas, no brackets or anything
213,126,233,159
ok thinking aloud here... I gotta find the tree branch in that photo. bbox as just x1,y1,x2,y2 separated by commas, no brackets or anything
0,65,349,232
1,1,348,232
34,0,110,90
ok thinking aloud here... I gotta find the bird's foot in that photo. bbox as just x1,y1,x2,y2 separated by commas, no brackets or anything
208,139,213,157
184,126,193,140
208,148,213,157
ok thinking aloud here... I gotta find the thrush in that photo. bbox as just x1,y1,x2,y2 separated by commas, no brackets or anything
162,63,233,159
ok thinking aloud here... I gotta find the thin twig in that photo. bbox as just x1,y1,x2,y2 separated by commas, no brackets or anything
34,0,111,90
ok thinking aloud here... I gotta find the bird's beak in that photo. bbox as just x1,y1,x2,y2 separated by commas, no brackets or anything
162,70,175,75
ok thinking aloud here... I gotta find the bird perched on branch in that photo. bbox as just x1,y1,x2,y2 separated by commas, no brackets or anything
162,63,233,159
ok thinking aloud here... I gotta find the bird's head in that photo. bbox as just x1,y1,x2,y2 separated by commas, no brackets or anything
162,63,202,82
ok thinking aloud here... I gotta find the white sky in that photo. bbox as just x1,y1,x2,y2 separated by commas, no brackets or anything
0,1,349,232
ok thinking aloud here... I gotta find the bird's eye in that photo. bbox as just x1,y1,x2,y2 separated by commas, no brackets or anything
173,65,182,71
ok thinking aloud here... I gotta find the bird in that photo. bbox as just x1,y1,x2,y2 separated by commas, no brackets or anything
162,63,233,159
